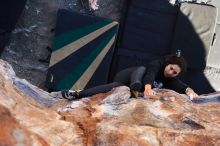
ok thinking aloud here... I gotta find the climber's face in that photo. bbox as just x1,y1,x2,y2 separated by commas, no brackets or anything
164,64,181,78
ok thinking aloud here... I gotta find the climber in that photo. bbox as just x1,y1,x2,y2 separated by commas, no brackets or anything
60,52,199,100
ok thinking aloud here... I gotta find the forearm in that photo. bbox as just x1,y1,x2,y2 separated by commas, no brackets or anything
143,60,161,85
168,78,188,94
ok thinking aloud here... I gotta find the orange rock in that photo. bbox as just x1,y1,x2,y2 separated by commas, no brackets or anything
0,59,220,146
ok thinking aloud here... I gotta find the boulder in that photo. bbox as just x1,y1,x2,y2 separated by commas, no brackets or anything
0,59,220,146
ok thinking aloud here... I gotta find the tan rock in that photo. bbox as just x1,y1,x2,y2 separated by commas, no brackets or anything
0,60,83,146
0,59,220,146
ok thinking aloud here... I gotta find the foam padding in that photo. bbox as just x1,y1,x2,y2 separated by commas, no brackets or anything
46,10,118,91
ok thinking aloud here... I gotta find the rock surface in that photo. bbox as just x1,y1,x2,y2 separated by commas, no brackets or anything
0,59,220,146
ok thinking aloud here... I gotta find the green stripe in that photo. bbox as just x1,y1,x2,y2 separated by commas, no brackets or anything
54,30,116,90
52,20,112,51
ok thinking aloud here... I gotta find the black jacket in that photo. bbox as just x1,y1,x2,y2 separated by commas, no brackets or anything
143,57,188,94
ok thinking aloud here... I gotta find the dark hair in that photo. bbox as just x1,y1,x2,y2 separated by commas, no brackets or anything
164,55,187,75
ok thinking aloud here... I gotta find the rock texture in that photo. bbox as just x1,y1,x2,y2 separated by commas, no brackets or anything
0,59,220,146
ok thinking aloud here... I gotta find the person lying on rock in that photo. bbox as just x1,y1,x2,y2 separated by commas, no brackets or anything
60,54,199,100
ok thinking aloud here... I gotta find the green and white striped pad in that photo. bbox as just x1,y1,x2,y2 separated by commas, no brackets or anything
46,10,119,91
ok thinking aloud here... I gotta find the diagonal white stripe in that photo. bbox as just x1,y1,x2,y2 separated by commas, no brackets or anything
71,35,116,90
49,22,118,67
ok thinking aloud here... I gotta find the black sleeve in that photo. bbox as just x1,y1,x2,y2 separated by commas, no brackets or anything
143,59,162,86
166,78,189,94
